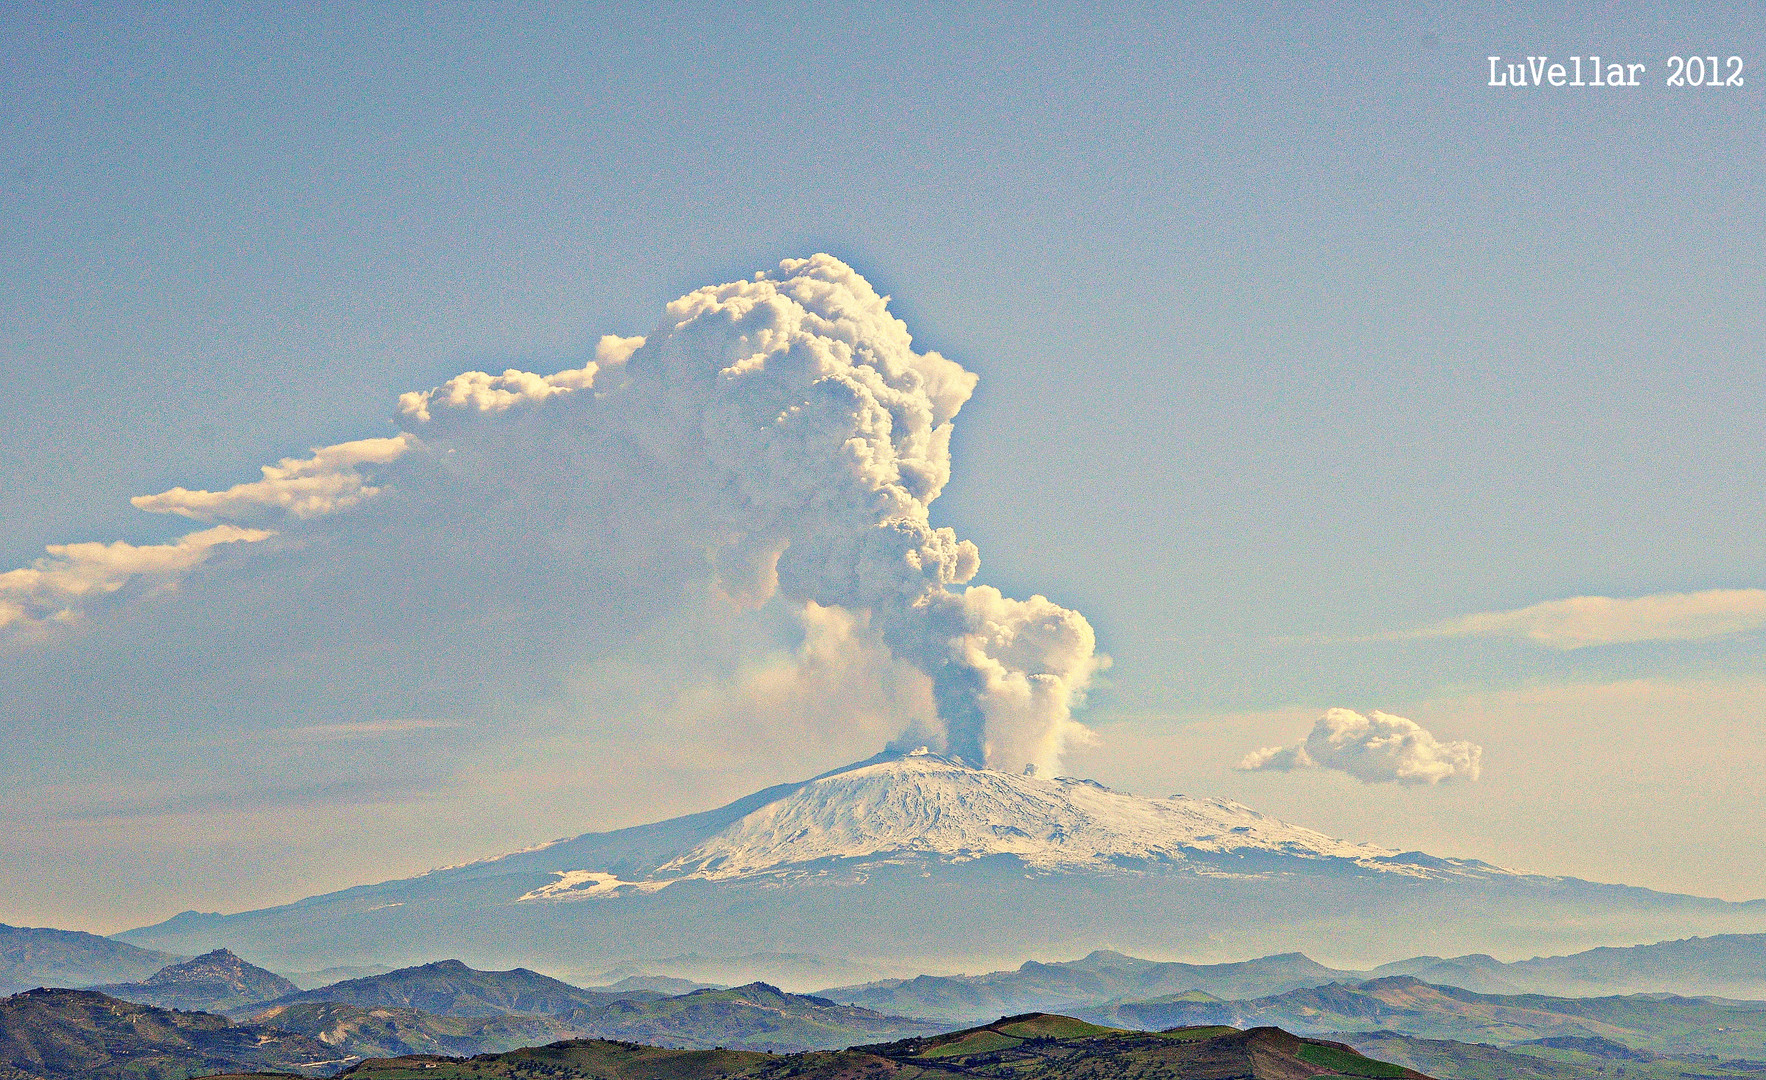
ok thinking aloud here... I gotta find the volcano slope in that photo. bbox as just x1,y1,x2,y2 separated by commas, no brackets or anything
333,1013,1435,1080
118,753,1766,976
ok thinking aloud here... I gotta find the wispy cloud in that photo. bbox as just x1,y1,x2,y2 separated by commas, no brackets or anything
276,719,463,741
0,525,272,635
1407,588,1766,650
131,434,413,521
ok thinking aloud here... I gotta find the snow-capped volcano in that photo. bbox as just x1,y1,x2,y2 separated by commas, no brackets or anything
118,751,1766,979
512,751,1451,902
664,750,1385,874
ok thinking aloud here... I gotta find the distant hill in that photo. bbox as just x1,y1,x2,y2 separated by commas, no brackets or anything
1337,1030,1766,1080
253,958,662,1017
0,987,333,1079
557,981,947,1051
284,964,395,991
93,947,298,1012
1367,934,1766,998
247,999,585,1059
250,975,946,1054
821,949,1359,1020
334,1012,1434,1080
592,973,722,995
1501,934,1766,997
0,923,181,994
1080,975,1766,1059
820,935,1766,1019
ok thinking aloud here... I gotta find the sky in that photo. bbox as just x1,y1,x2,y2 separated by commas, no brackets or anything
1,2,1763,938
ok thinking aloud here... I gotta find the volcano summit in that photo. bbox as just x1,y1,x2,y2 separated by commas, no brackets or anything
117,751,1764,980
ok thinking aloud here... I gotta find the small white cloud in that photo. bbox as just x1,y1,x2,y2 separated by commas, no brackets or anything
595,333,646,364
0,525,272,634
1238,708,1482,785
131,435,413,521
1237,743,1314,772
1408,588,1766,650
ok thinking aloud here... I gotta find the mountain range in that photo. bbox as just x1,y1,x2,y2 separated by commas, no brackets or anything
819,936,1766,1018
1077,975,1766,1059
13,963,1766,1079
109,752,1766,978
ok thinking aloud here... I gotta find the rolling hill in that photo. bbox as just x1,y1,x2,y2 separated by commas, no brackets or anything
243,999,586,1059
0,987,336,1079
1336,1031,1766,1080
333,1013,1435,1080
553,982,948,1051
822,950,1365,1021
93,947,298,1013
249,958,659,1017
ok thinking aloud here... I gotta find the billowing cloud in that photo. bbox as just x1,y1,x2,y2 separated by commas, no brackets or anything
1238,708,1482,785
396,334,645,422
0,525,271,633
130,435,413,521
1407,589,1766,649
382,254,1099,774
3,256,1104,777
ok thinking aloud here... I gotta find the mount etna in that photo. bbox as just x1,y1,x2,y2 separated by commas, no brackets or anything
113,752,1766,978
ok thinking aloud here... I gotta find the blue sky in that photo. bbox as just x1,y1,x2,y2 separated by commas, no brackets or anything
2,3,1763,935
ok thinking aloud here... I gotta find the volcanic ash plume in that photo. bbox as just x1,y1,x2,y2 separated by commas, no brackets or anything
398,255,1103,774
49,255,1104,775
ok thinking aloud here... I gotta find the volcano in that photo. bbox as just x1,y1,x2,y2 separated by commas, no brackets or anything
117,751,1766,982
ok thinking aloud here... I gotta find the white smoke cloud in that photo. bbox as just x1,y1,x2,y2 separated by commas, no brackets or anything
131,435,413,521
1238,708,1482,785
0,525,272,633
1408,589,1766,649
4,256,1105,776
382,253,1101,774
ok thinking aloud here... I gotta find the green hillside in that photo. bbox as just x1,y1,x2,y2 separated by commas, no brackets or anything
336,1013,1433,1080
0,988,335,1079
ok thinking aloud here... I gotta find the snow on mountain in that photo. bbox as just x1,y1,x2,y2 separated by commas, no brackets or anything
507,750,1509,901
112,750,1766,979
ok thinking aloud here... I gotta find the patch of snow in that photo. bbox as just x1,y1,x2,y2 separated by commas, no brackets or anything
517,870,674,902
